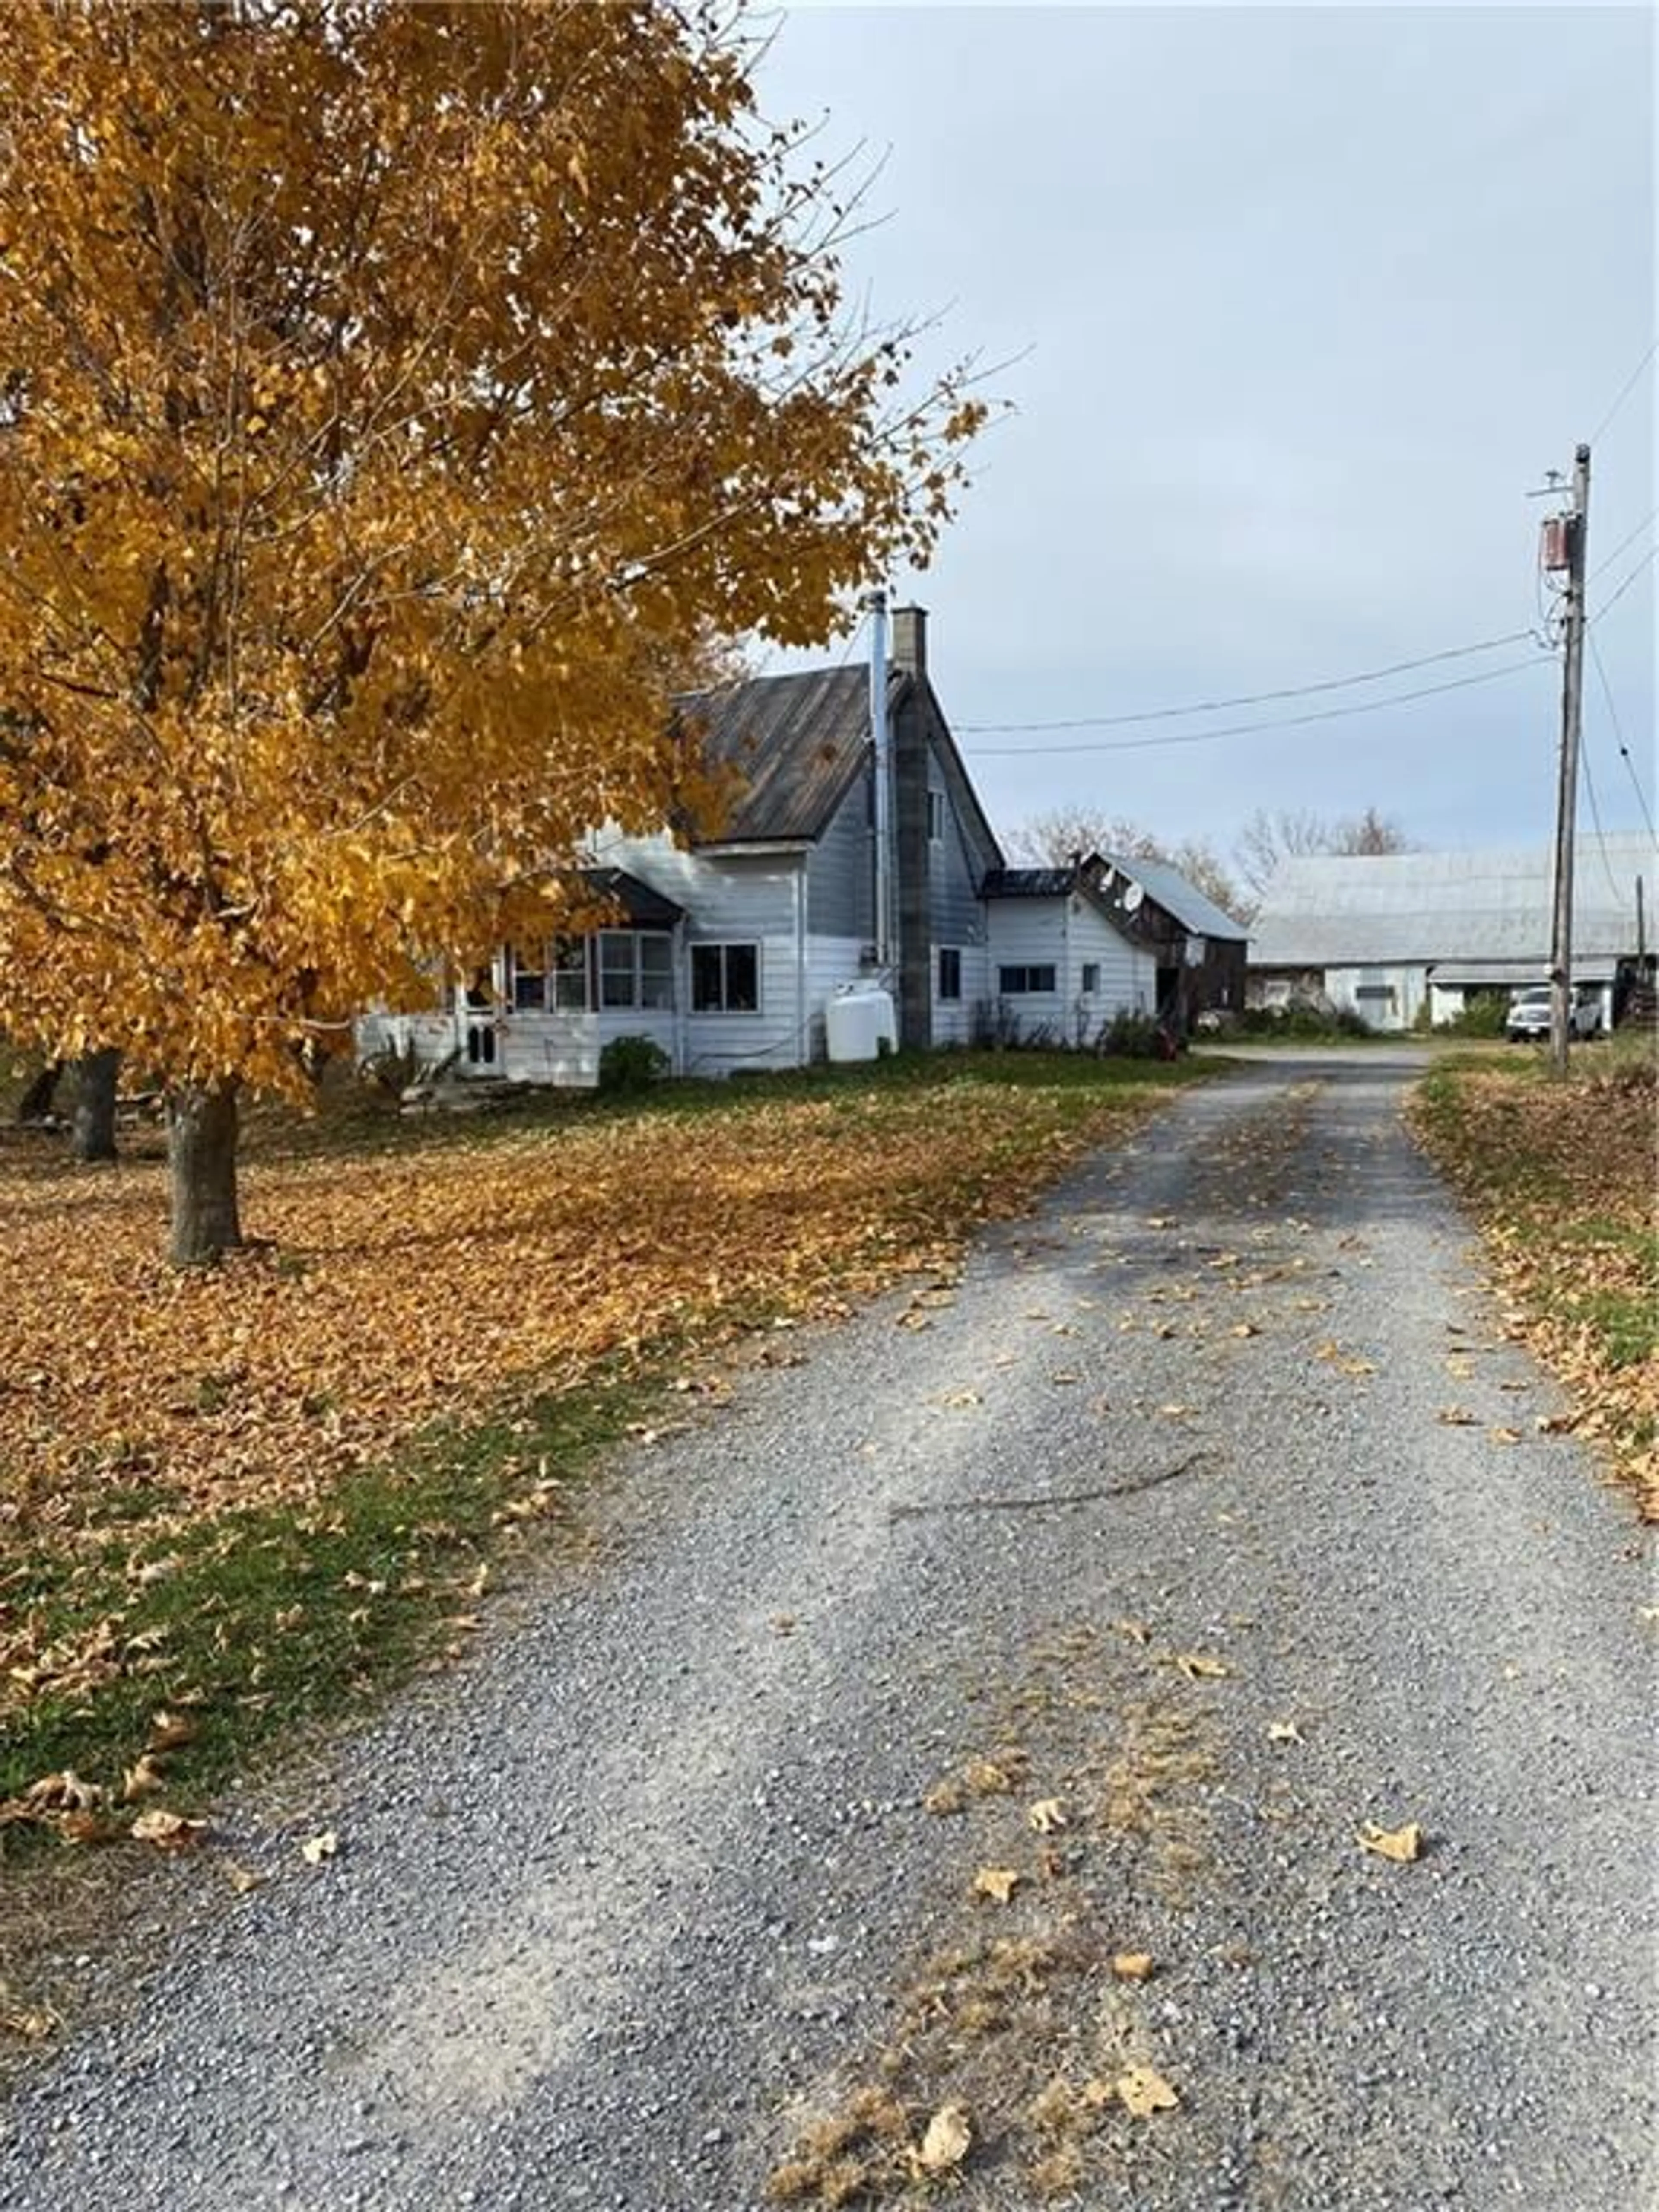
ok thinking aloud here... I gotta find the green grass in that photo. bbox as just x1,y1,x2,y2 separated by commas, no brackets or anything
1,1361,657,1846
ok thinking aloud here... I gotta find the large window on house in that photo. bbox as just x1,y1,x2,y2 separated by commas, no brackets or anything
691,942,760,1013
509,946,547,1011
551,938,590,1011
999,964,1057,995
599,931,676,1011
938,947,962,1002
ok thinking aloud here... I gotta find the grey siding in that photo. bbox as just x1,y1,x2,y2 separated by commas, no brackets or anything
806,770,874,943
928,741,984,952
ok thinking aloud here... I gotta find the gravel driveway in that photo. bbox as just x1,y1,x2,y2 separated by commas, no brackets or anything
2,1049,1653,2210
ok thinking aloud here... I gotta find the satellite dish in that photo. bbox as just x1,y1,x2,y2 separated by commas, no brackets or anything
1123,882,1145,914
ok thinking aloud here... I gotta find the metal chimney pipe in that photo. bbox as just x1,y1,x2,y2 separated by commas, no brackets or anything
865,587,892,970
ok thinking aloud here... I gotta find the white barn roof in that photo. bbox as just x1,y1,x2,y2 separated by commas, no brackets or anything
1250,837,1656,969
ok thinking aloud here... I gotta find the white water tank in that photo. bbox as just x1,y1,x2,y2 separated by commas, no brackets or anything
826,983,897,1062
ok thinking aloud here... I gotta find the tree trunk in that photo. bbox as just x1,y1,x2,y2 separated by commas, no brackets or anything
70,1048,121,1161
166,1081,242,1266
16,1061,63,1122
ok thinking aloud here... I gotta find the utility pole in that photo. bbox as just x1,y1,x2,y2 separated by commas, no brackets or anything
1547,443,1590,1075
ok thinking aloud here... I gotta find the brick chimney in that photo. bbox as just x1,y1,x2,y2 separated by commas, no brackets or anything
890,605,932,1050
891,603,928,683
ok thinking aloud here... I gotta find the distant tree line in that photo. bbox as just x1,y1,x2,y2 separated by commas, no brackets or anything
1007,804,1413,925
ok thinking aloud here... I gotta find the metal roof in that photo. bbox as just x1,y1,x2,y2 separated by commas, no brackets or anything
678,666,875,843
1101,853,1249,941
582,866,683,928
1250,837,1657,967
982,867,1077,899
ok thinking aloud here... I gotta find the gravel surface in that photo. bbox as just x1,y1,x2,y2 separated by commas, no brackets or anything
2,1049,1653,2210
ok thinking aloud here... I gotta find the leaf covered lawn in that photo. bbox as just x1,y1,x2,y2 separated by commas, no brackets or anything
0,1055,1207,1831
1411,1046,1659,1517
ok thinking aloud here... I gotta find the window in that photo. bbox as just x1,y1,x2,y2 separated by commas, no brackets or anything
509,946,546,1012
999,964,1057,995
927,789,945,843
1081,963,1100,996
551,938,589,1011
598,931,676,1011
937,947,962,1002
691,942,760,1013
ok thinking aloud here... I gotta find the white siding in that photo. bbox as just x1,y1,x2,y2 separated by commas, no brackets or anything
1324,963,1425,1032
986,896,1155,1045
610,834,811,1076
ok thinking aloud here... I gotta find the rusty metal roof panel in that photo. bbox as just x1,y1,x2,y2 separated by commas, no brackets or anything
680,666,874,844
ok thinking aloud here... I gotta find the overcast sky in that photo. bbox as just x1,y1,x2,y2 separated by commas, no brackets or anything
751,4,1656,864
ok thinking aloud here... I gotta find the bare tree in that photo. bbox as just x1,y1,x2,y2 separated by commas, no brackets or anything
1235,806,1412,906
1007,810,1246,923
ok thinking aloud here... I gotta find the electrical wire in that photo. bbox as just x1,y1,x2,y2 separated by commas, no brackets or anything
1577,732,1626,904
1590,504,1657,583
1587,337,1659,448
1591,542,1658,626
960,654,1548,759
1587,626,1658,843
953,629,1540,736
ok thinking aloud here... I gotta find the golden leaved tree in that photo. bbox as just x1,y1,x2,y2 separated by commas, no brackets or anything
0,0,985,1261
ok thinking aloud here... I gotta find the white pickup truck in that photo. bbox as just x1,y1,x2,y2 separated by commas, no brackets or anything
1505,986,1601,1043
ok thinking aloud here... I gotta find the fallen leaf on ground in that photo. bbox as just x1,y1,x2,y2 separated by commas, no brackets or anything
121,1754,166,1802
1489,1426,1523,1446
22,1771,104,1814
300,1829,338,1865
148,1711,198,1752
1117,2064,1180,2117
1229,1321,1261,1339
1112,1618,1152,1645
1266,1719,1303,1745
1170,1652,1231,1680
1027,1798,1068,1834
1359,1820,1423,1863
1111,1951,1155,1982
1436,1406,1478,1427
941,1389,983,1410
223,1861,268,1894
908,2102,971,2176
130,1808,206,1852
972,1866,1022,1905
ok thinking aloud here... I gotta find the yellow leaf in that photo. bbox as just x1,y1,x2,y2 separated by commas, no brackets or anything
1229,1321,1260,1339
1436,1405,1478,1426
972,1866,1022,1905
1358,1820,1423,1864
148,1710,198,1752
121,1754,166,1802
1110,1951,1154,1982
1266,1719,1303,1745
1112,1618,1152,1645
224,1861,267,1895
909,2102,971,2175
1117,2063,1180,2117
1490,1426,1523,1446
941,1388,982,1410
130,1808,206,1852
1027,1798,1068,1835
300,1829,338,1865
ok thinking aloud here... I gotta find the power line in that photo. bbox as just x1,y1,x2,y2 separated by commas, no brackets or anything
954,629,1539,736
961,655,1548,759
1577,732,1624,903
1592,542,1658,625
1590,504,1657,583
1587,337,1659,448
1587,626,1658,842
